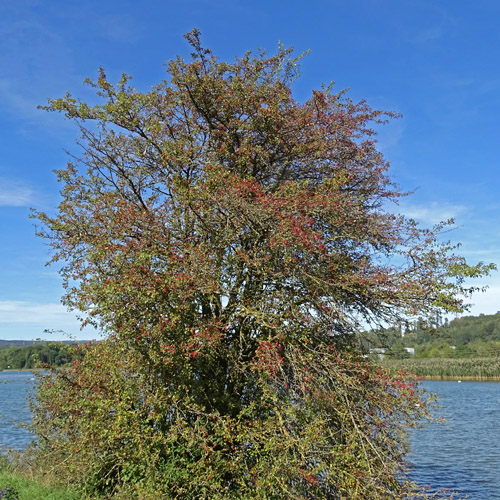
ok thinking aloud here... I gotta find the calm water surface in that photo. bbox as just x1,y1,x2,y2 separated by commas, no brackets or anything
1,373,499,498
408,380,500,499
0,371,36,449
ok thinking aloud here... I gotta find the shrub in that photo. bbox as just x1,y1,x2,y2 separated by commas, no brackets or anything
32,30,492,499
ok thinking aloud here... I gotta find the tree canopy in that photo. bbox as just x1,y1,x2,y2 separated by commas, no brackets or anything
31,30,493,499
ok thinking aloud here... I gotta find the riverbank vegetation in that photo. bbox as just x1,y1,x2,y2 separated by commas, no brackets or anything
362,313,500,379
0,472,79,500
382,356,500,380
0,456,80,500
28,31,492,499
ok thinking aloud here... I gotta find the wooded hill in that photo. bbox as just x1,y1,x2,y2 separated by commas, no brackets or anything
362,312,500,358
0,339,77,347
0,342,76,370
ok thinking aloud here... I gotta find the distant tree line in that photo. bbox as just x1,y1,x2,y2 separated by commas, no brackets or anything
362,312,500,359
0,344,73,370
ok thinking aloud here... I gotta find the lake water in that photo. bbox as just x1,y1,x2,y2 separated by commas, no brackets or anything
1,373,499,498
0,371,36,449
407,380,500,499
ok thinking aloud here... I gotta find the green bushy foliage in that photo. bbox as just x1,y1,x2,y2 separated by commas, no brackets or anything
33,341,436,498
31,30,491,499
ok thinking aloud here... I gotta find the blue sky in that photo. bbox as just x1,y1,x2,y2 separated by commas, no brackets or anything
1,0,499,340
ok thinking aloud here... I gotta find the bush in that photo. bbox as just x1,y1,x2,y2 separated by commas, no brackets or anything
32,30,492,499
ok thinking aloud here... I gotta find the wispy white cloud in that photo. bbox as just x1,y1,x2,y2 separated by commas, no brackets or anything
413,26,444,44
0,178,35,206
91,13,141,44
0,79,41,118
0,300,101,340
376,119,405,152
0,4,141,128
0,4,75,124
399,201,466,225
464,283,500,316
406,4,457,46
0,300,75,324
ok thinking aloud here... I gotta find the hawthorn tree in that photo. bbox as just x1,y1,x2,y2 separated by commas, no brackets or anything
32,30,492,499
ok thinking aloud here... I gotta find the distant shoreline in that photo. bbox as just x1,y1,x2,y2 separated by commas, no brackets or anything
0,368,38,372
3,371,500,381
419,375,500,381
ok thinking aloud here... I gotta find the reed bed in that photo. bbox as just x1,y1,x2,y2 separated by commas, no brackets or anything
381,357,500,380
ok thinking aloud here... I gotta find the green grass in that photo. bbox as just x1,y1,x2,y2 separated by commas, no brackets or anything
0,470,82,500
